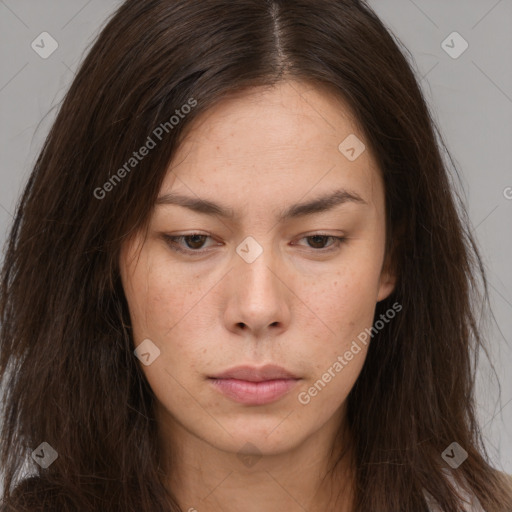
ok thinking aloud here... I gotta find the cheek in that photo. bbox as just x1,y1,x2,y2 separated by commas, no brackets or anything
300,256,381,400
128,259,214,374
317,261,382,337
295,337,368,422
296,275,375,414
125,253,198,337
309,285,372,382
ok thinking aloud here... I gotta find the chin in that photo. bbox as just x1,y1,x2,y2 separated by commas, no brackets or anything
203,420,306,457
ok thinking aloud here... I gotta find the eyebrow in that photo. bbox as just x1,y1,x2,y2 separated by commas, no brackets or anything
155,187,367,221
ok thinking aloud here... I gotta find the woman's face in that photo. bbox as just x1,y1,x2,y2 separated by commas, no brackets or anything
120,80,395,459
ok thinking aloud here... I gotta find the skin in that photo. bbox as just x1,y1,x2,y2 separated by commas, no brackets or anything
120,80,396,512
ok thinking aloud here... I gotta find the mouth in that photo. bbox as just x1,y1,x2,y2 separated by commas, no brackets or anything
208,365,301,405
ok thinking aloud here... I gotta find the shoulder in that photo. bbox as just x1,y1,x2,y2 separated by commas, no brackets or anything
425,470,512,512
1,476,79,512
2,476,50,511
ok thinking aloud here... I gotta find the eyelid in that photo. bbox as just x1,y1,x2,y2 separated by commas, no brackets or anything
162,233,218,255
161,232,346,256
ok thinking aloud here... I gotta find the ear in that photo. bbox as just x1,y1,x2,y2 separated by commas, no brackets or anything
376,255,396,302
376,231,400,302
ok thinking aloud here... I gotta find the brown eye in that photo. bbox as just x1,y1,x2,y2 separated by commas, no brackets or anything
297,234,346,252
306,235,332,249
180,234,208,250
163,234,214,255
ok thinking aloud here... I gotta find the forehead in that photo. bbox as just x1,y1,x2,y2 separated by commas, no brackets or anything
177,80,361,155
159,80,383,215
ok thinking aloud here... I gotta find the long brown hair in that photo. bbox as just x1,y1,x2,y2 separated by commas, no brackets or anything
1,0,511,510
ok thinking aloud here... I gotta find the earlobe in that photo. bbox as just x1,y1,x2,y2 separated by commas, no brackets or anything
376,246,398,302
377,269,396,302
377,224,402,302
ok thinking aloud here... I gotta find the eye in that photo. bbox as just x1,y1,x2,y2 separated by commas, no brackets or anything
294,234,346,252
162,233,215,255
162,233,346,256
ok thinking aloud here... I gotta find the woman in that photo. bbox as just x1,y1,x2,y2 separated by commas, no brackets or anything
1,0,511,510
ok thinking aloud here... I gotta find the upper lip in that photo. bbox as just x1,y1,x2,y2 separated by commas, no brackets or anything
209,365,300,382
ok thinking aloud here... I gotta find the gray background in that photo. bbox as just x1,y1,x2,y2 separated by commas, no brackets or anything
0,0,511,482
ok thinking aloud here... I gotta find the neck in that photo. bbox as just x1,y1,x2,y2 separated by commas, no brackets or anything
157,405,356,512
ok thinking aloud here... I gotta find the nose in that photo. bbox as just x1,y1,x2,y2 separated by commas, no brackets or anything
223,242,291,337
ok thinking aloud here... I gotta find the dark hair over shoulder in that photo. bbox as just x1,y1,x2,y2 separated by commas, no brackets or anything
2,476,77,511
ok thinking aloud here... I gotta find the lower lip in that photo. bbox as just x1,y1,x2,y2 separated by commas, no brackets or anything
209,378,300,405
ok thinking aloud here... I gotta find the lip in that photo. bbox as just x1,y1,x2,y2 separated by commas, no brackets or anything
208,365,301,405
209,364,299,382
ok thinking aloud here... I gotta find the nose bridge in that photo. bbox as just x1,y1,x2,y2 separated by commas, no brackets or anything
235,234,280,295
228,234,288,330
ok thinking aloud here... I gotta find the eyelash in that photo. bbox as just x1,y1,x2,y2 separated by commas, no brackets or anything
162,233,346,256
